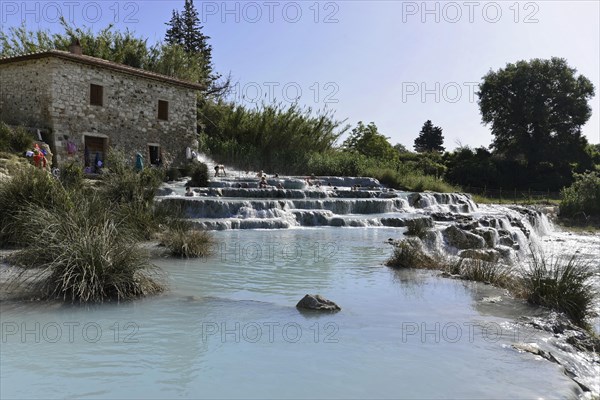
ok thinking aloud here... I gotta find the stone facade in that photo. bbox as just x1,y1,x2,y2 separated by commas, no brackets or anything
0,51,201,167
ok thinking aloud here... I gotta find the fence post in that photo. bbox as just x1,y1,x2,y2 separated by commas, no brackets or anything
499,187,502,203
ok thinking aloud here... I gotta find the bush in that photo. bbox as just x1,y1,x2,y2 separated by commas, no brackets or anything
306,151,368,177
100,154,163,204
161,226,213,258
560,172,600,219
188,162,209,187
0,167,70,246
8,199,164,302
59,162,84,190
521,250,596,327
0,123,34,153
166,167,182,181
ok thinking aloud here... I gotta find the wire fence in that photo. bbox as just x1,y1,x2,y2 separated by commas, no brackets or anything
464,185,561,203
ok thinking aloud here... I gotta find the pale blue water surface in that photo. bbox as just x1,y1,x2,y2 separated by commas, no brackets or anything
0,228,581,399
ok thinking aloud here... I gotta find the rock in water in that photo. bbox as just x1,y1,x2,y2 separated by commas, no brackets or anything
296,294,341,312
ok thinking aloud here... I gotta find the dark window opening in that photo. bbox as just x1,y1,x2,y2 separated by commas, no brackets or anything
158,100,169,121
90,84,103,106
149,145,162,166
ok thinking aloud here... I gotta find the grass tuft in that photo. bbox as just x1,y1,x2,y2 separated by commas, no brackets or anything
521,249,596,327
8,199,164,302
385,238,437,269
161,226,213,258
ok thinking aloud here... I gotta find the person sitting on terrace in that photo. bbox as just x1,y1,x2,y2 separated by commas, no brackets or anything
259,176,268,188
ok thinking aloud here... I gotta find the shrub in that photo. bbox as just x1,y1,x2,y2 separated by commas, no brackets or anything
521,250,596,327
560,172,600,219
161,226,213,258
306,151,368,177
0,167,70,246
188,162,209,187
0,123,34,153
8,199,164,302
59,162,84,190
100,157,163,205
166,167,182,181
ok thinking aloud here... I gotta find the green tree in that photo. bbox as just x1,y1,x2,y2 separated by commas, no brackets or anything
165,0,227,95
342,122,397,162
478,58,594,175
165,10,184,46
414,120,445,153
394,143,409,154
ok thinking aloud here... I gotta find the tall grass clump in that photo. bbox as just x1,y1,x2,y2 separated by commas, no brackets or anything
385,238,437,269
459,259,514,288
9,198,164,302
98,150,166,238
59,162,84,190
0,167,70,246
161,225,213,258
560,172,600,219
101,160,163,204
521,250,596,327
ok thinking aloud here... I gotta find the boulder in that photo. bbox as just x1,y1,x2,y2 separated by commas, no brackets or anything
498,234,515,247
296,294,341,312
473,227,499,248
443,225,486,249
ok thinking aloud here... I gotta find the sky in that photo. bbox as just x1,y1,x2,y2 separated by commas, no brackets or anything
1,0,599,150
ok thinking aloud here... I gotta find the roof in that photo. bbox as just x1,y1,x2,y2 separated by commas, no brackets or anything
0,50,205,90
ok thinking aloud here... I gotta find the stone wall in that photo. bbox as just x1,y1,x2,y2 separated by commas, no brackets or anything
1,55,198,167
49,58,197,166
0,59,54,128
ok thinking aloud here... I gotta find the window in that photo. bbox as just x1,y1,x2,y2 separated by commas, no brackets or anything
158,100,169,121
90,84,103,106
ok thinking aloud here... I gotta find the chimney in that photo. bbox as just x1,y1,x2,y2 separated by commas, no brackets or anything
69,39,82,55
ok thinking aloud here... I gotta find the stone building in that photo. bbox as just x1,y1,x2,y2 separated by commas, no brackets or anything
0,44,203,168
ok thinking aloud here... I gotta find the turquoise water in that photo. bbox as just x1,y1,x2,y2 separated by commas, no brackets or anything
0,228,579,399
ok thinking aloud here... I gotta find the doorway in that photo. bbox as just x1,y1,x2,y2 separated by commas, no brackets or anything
148,144,162,166
84,135,108,169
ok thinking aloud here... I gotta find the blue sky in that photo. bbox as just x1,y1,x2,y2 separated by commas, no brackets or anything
2,0,599,149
